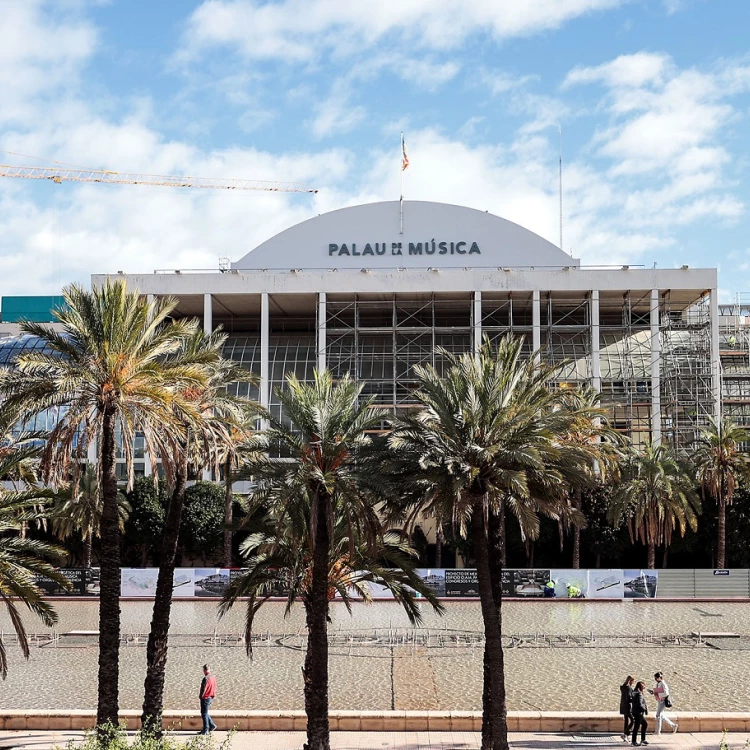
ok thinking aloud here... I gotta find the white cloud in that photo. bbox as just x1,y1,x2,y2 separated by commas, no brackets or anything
0,0,97,126
564,54,750,179
398,59,461,90
564,52,671,89
559,51,750,246
0,4,747,297
179,0,628,64
480,70,538,96
308,79,366,140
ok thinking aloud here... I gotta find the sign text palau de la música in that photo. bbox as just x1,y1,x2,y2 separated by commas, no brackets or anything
328,240,481,258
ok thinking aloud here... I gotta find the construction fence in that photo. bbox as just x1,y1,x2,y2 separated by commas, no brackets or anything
34,567,750,600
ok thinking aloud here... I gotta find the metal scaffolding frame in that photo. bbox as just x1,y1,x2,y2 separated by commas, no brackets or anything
597,291,653,448
660,292,713,447
207,288,716,451
325,294,472,411
718,295,750,430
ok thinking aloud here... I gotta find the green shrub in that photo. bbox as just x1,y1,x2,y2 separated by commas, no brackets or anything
59,722,234,750
180,482,225,563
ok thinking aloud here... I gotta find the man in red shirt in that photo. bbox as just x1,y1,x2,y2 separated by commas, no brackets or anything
199,664,217,734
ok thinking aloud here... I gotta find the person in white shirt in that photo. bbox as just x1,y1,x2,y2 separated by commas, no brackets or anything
648,671,677,734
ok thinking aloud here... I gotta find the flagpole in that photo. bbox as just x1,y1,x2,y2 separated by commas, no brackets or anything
399,131,404,235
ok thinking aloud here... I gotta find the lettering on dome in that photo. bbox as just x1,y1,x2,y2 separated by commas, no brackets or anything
328,240,481,259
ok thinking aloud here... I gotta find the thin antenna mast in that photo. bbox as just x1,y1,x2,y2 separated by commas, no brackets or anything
558,124,563,253
400,132,405,234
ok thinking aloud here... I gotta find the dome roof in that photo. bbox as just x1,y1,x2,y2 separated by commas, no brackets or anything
0,334,57,366
233,200,577,271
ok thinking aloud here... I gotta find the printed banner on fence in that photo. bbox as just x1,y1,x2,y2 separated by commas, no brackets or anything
550,569,589,598
416,569,446,597
623,569,658,598
444,568,479,597
33,568,99,596
121,568,197,597
588,569,625,599
36,566,666,599
194,569,231,597
500,569,550,597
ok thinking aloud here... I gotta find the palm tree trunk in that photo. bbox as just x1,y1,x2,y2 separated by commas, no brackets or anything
662,546,668,569
97,408,122,731
498,501,506,568
717,498,727,569
435,526,443,568
303,492,331,750
647,542,656,570
83,531,93,570
572,490,581,569
472,509,508,750
141,452,188,733
222,456,233,568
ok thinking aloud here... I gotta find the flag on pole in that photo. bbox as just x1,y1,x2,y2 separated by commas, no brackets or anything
401,134,409,171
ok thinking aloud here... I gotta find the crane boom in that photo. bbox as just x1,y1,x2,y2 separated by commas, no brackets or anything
0,164,317,193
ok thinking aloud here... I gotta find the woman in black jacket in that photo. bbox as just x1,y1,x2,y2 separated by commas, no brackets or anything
620,676,635,739
631,681,649,746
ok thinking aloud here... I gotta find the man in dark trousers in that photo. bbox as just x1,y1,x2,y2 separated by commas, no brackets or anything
199,664,217,734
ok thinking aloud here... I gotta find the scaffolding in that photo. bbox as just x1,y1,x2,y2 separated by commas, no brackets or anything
326,294,472,412
718,294,750,430
208,288,717,451
598,291,653,448
661,293,713,447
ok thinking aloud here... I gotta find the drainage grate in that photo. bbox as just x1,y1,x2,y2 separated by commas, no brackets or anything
570,735,624,743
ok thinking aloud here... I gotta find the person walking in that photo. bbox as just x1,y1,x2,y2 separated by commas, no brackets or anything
631,681,649,747
649,671,677,734
199,664,217,734
620,676,635,741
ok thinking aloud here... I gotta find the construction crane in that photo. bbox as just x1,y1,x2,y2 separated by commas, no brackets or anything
0,163,317,193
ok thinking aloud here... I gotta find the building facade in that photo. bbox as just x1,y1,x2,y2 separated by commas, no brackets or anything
0,200,723,477
89,200,720,458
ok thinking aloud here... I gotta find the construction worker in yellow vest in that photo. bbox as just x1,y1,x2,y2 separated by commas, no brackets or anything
566,583,583,598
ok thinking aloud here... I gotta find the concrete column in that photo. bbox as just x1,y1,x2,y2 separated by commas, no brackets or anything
260,293,270,427
591,290,601,392
203,293,213,334
147,294,155,307
532,290,541,362
651,288,661,446
202,293,214,479
710,288,721,423
318,292,327,371
473,291,482,355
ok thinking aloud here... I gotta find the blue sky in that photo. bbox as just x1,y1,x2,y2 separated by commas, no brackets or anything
1,0,750,297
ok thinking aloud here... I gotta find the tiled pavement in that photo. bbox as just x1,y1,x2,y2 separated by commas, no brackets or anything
0,731,747,750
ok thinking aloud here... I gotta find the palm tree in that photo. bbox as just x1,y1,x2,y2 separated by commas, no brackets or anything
230,369,436,750
0,427,70,678
0,279,208,729
557,386,623,568
220,425,255,567
220,505,441,680
609,442,699,569
50,464,130,569
141,330,257,733
692,418,750,569
387,336,600,750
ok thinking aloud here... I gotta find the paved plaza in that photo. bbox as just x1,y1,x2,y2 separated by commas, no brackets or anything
0,731,745,750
